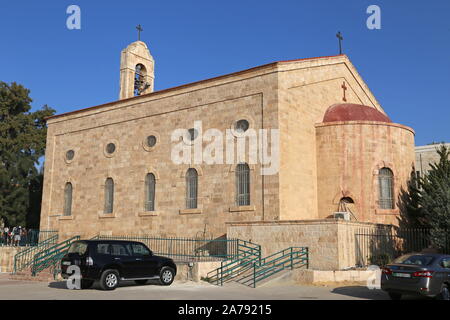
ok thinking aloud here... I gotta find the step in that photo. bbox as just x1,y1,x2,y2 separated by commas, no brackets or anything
9,275,56,282
207,261,255,285
9,267,60,282
254,269,291,287
230,265,301,287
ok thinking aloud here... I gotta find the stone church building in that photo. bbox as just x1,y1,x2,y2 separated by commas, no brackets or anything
40,41,415,265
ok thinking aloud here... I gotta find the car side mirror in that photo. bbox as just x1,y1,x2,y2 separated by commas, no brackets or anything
148,250,153,256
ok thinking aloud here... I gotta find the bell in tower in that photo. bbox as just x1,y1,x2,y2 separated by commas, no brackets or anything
119,33,154,100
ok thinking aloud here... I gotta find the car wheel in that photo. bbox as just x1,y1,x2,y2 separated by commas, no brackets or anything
134,280,148,285
437,285,450,300
80,279,94,289
388,292,402,300
159,266,175,286
99,269,120,291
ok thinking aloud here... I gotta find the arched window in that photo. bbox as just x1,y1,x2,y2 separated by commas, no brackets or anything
236,163,250,206
186,168,198,209
64,183,73,216
379,168,394,209
134,64,147,96
104,178,114,214
145,173,156,211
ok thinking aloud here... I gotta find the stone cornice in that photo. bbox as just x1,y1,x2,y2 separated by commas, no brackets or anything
315,120,415,135
226,219,391,227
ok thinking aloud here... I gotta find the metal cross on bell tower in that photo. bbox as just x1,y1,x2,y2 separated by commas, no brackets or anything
336,31,344,55
136,24,143,41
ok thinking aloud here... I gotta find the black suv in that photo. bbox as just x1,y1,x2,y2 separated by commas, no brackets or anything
61,240,177,290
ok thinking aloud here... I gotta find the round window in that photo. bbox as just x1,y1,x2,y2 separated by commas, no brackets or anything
188,128,198,141
235,119,250,133
146,135,157,148
66,150,75,161
106,143,116,154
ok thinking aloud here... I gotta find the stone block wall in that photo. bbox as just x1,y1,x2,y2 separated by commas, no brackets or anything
0,247,21,273
415,143,450,177
40,65,280,240
316,121,415,225
227,219,383,270
277,55,382,221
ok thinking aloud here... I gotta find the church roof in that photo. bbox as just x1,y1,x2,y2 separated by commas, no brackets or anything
45,54,359,121
323,103,392,123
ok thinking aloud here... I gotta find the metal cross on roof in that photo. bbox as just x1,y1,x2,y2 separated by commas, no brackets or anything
136,24,143,41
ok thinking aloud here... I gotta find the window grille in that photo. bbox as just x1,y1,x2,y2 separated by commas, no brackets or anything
64,182,73,216
104,178,114,213
145,173,156,211
379,168,394,209
186,168,198,209
236,163,250,206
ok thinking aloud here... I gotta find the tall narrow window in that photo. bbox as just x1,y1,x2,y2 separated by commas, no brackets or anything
104,178,114,214
379,168,394,209
186,168,198,209
236,163,250,206
64,183,73,216
145,173,156,211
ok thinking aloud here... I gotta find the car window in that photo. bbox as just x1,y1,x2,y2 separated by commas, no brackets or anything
110,244,131,256
132,243,151,256
68,242,88,255
393,254,435,266
441,258,450,269
96,243,110,255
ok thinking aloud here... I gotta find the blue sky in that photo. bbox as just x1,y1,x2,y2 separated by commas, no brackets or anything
0,0,449,145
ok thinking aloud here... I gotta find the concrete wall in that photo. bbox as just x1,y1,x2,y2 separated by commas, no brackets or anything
289,269,376,285
415,143,450,177
176,261,221,282
227,219,382,270
0,247,20,273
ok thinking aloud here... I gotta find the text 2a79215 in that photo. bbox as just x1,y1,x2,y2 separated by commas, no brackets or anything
221,304,272,315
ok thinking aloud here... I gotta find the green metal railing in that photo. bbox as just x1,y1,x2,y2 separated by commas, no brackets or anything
248,247,309,288
12,231,59,274
1,229,58,247
206,240,261,285
355,227,450,267
36,230,59,243
207,246,308,288
31,236,80,276
93,235,240,262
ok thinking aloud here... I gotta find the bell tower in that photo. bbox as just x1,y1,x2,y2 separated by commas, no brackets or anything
119,40,155,100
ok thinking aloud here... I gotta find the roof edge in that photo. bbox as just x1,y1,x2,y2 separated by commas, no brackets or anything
45,54,345,121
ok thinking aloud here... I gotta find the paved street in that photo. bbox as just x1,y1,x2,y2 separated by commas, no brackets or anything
0,273,398,300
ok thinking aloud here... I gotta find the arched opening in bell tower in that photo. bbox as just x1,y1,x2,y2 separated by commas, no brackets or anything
134,63,147,96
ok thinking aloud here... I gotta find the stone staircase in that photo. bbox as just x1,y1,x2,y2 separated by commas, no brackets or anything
207,247,309,288
9,266,61,282
9,235,80,283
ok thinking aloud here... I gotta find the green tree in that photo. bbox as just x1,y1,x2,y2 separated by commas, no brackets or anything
401,170,426,227
419,145,450,248
0,81,55,227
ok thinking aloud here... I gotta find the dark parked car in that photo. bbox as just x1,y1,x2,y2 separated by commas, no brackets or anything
381,253,450,300
61,240,177,290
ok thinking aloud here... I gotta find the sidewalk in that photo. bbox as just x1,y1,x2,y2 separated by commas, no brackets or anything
0,276,392,300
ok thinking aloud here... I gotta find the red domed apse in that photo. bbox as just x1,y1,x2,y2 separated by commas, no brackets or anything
323,103,392,123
